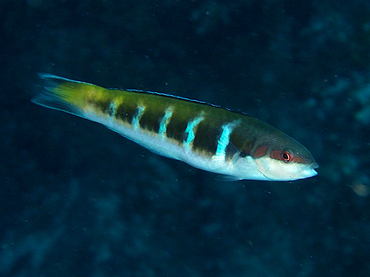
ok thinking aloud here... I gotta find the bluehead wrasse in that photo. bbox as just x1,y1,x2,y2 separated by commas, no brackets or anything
32,74,318,181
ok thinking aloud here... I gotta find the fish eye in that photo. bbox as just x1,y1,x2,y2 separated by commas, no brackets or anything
281,149,293,163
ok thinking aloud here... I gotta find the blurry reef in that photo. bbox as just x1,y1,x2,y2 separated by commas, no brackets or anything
1,0,370,276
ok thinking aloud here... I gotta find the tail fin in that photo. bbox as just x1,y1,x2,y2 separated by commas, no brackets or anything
31,74,97,116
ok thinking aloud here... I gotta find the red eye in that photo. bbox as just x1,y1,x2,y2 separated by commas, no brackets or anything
281,150,293,163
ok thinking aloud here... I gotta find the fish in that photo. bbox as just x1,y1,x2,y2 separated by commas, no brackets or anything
32,74,318,181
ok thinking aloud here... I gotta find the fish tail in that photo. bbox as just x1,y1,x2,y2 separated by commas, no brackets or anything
32,73,103,116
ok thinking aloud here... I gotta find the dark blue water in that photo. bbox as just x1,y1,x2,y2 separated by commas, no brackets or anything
1,1,370,276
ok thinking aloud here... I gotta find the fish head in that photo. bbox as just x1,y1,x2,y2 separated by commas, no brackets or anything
251,133,318,181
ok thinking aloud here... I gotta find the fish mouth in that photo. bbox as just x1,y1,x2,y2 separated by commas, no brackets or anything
301,162,319,179
310,162,319,169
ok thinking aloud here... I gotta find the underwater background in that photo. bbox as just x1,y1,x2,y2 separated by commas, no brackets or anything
1,0,370,276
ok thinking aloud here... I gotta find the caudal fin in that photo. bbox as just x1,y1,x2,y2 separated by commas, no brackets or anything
31,73,95,116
